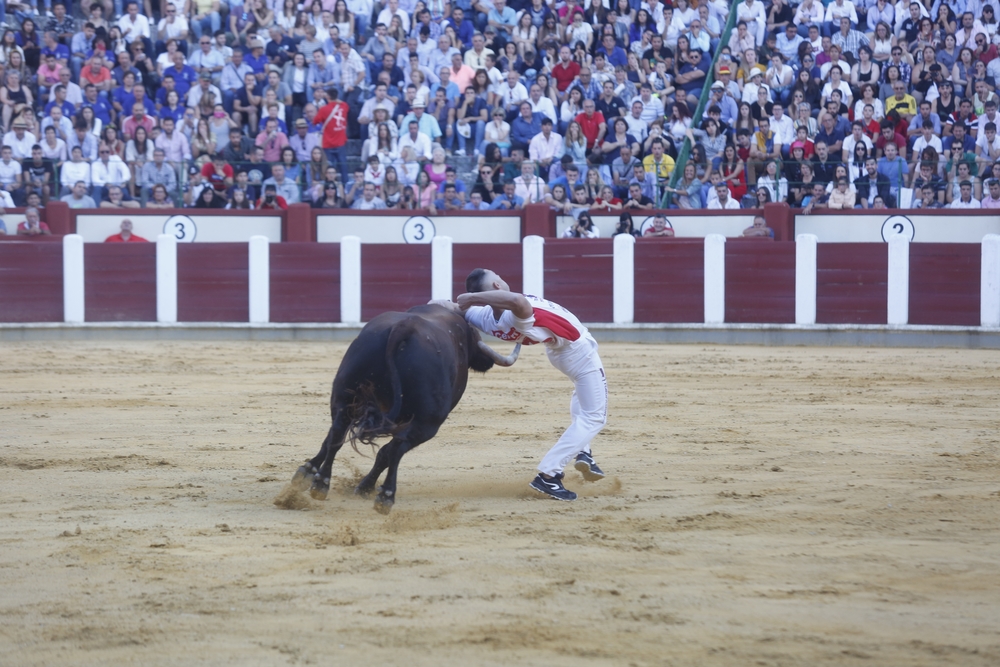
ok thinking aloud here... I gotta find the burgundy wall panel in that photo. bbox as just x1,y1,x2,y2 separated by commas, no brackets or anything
634,240,704,323
909,243,981,326
0,242,63,322
452,244,522,300
816,243,888,324
270,243,340,323
361,244,432,319
84,244,157,322
544,239,613,323
177,243,249,322
725,242,796,324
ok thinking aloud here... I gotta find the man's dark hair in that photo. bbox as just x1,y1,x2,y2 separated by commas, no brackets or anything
465,268,488,293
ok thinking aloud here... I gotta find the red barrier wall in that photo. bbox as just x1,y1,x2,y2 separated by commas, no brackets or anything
909,244,981,327
361,244,432,319
84,244,157,322
270,243,341,323
452,244,522,300
816,244,888,324
177,244,250,322
725,240,796,324
634,239,704,323
544,239,614,323
0,242,63,322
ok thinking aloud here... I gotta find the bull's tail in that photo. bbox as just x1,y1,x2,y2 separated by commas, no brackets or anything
347,321,414,452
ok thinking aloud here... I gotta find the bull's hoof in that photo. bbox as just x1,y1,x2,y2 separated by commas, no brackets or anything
373,495,394,514
309,477,330,501
354,483,374,498
292,465,316,491
373,488,395,514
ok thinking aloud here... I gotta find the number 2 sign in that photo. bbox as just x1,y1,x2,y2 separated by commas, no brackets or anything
880,215,914,242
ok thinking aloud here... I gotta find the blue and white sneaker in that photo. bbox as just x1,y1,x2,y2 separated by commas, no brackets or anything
574,451,605,481
529,473,577,501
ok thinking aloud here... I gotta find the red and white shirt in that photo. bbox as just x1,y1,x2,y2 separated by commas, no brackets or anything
465,295,591,351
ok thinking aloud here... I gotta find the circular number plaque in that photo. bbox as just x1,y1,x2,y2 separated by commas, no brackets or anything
402,216,436,244
880,215,914,242
163,214,198,242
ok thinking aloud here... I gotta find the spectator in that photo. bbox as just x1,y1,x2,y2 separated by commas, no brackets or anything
950,180,982,208
981,179,1000,209
856,158,894,209
351,182,386,210
708,183,740,210
562,211,600,238
105,218,148,242
642,213,674,237
613,211,641,238
742,214,773,238
16,207,50,235
489,181,524,210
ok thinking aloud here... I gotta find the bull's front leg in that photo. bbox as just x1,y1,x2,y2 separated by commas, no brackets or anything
305,411,350,500
291,425,335,491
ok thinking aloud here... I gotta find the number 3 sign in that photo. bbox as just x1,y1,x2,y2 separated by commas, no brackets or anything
163,214,198,242
402,216,436,244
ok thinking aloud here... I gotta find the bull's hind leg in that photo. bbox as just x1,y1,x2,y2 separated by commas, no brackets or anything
354,440,395,497
374,422,440,514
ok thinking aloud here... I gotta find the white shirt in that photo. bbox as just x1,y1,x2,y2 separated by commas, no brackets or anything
117,13,151,43
0,158,21,185
61,160,92,187
530,97,557,124
1,130,37,160
497,82,529,110
912,134,943,157
49,81,83,107
708,195,740,209
528,131,564,163
769,114,795,147
465,294,593,352
397,132,432,160
825,0,858,23
157,15,189,40
950,197,982,209
843,133,874,157
90,155,131,187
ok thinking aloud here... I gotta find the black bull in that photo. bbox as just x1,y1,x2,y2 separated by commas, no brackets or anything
291,304,520,513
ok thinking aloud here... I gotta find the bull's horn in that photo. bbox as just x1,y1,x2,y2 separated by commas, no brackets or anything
478,341,521,367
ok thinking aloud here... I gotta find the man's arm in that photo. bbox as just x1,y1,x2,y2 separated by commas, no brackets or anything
456,291,533,318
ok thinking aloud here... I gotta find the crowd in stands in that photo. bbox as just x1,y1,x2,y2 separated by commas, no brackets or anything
0,0,996,216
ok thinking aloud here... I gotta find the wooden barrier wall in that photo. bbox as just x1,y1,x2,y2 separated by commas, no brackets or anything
0,242,63,322
270,243,341,323
544,239,614,323
0,239,995,327
633,240,703,323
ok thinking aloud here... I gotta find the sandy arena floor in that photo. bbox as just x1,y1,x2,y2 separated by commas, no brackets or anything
1,341,999,666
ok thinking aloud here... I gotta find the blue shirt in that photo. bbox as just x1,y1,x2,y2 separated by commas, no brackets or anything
596,45,628,68
81,97,113,125
511,114,542,147
42,43,70,61
244,52,269,76
446,17,475,48
464,201,490,210
489,193,523,209
487,6,517,36
44,100,75,118
159,104,186,125
163,64,198,99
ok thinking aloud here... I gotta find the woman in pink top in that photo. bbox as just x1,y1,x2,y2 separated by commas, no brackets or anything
423,147,448,186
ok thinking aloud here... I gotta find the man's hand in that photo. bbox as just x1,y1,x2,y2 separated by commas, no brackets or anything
427,299,460,313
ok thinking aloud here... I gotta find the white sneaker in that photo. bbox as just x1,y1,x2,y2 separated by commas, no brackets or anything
455,148,466,156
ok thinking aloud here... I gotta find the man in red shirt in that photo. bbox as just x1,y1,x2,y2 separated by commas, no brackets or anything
104,219,148,242
550,45,580,98
874,120,908,161
201,154,233,193
574,98,607,151
312,88,349,184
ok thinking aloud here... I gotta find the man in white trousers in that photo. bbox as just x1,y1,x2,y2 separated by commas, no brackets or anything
456,268,608,501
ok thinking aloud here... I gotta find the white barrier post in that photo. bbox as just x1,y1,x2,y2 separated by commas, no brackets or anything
156,234,178,323
340,235,362,323
887,234,910,325
523,235,545,298
983,234,1000,327
795,233,818,325
613,233,635,324
431,235,453,300
62,234,84,323
704,234,726,324
248,235,270,324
